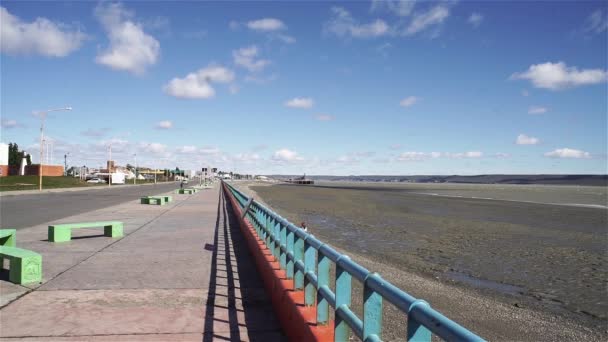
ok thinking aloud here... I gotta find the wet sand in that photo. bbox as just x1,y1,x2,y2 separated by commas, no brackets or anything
235,181,607,341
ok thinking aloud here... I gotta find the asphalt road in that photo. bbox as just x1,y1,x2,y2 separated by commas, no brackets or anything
0,182,180,229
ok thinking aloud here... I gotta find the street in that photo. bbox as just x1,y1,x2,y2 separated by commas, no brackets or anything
0,182,179,229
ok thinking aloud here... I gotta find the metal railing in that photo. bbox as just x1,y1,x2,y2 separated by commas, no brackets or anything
224,181,484,342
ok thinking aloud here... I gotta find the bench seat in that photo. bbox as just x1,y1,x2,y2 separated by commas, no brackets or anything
0,246,42,284
48,221,123,243
140,196,172,205
140,197,164,205
175,189,195,194
0,229,16,247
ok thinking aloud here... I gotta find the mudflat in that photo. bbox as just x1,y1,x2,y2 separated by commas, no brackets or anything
244,181,607,340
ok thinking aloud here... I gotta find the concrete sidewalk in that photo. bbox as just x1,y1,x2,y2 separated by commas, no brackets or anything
0,185,285,341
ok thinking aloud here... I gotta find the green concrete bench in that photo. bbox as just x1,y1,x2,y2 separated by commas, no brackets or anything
0,229,16,247
175,189,195,194
48,221,123,243
140,196,164,205
152,195,172,203
0,246,42,284
140,196,172,205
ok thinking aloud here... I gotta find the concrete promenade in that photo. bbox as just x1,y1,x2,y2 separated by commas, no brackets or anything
0,185,285,341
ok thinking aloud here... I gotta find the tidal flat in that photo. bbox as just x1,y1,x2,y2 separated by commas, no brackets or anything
239,181,607,341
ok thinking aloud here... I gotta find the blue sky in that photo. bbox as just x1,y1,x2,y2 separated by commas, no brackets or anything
1,1,606,175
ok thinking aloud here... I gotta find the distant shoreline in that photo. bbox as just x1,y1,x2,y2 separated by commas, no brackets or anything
267,174,608,187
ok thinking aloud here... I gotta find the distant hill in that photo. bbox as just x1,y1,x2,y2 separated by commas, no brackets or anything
267,174,608,186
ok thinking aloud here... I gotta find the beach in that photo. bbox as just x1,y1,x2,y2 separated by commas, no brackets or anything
235,180,607,341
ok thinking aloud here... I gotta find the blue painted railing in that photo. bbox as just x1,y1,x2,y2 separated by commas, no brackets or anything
224,181,485,342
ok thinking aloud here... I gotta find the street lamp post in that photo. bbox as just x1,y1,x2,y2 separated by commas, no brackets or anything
64,152,70,176
133,154,137,185
37,107,72,191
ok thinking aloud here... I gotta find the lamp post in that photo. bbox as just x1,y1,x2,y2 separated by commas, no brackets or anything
37,107,72,191
133,153,137,185
64,152,70,176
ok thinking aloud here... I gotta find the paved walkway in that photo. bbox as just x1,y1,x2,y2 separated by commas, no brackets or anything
0,185,285,341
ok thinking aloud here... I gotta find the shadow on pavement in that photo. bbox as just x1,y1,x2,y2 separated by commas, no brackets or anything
202,187,285,341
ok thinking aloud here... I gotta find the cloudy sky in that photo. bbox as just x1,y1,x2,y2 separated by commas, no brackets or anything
1,1,606,175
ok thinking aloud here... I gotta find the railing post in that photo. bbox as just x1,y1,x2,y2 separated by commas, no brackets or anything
407,300,432,342
274,219,281,258
334,256,352,341
269,216,275,256
304,237,316,306
294,232,305,289
364,273,383,341
317,249,330,325
286,226,294,279
280,221,287,269
264,213,270,244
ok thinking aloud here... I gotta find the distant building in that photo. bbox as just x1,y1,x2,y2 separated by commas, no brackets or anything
0,143,8,177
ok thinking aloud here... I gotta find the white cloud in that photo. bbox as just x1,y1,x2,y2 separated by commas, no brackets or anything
468,13,483,28
325,7,390,39
177,145,197,154
389,144,402,150
234,153,261,162
521,89,530,97
0,6,86,57
516,134,540,145
544,148,591,159
405,5,450,36
275,34,296,44
285,97,314,109
233,45,270,72
199,146,221,155
155,120,172,129
81,127,110,137
247,18,285,31
396,151,484,161
164,65,235,99
446,151,483,158
140,142,167,155
371,0,415,17
272,148,304,162
400,96,419,107
1,119,18,128
397,151,431,161
528,106,548,114
583,9,608,34
511,62,608,90
94,3,160,75
315,114,334,121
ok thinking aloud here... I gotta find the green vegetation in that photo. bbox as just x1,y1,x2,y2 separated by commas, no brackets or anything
0,176,99,191
0,176,165,192
8,142,31,167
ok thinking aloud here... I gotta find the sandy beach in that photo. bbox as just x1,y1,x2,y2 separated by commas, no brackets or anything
234,180,607,341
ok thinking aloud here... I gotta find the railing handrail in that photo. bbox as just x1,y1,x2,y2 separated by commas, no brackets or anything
223,181,485,342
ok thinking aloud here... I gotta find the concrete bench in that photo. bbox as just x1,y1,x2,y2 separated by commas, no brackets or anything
175,189,195,194
140,196,172,205
140,197,164,205
0,246,42,284
0,229,16,247
48,221,124,243
152,195,172,203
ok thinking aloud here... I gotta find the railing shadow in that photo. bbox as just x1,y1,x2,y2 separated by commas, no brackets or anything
202,186,285,341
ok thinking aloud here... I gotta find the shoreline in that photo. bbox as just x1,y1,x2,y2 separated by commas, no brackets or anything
232,180,607,341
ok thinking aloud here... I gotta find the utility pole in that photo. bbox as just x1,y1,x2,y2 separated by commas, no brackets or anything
108,144,112,187
64,152,69,176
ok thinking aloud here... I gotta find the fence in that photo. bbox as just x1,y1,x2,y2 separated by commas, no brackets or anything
223,181,484,342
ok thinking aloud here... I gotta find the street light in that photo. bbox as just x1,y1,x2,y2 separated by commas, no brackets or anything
133,153,137,185
37,107,72,191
